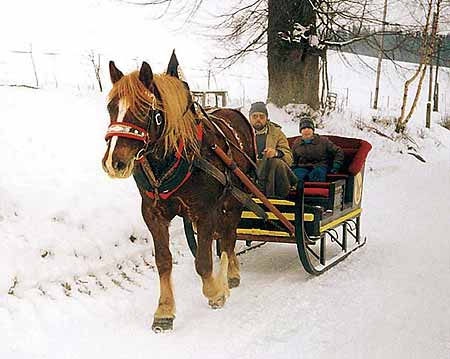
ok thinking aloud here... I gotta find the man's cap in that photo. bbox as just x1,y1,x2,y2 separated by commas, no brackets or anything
299,117,315,131
249,102,268,117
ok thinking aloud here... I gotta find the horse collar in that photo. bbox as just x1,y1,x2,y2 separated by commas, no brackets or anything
134,123,203,200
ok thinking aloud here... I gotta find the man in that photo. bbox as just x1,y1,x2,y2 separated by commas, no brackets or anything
249,101,297,198
291,117,344,182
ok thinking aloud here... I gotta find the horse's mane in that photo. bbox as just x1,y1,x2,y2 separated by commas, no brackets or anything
108,71,198,155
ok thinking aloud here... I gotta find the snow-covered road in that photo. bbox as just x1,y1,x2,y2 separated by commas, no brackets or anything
1,87,449,359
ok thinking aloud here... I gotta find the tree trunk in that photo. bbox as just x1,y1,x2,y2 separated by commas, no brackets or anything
396,0,434,133
267,0,320,109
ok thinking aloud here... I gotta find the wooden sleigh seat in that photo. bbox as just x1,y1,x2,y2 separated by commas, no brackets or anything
287,135,372,212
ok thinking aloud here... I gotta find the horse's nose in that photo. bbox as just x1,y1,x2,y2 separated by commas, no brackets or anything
113,160,127,171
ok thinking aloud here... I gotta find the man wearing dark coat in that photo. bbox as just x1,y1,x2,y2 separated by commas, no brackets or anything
291,117,344,182
249,102,297,198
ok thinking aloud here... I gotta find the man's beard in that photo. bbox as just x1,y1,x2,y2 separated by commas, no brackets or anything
253,122,266,131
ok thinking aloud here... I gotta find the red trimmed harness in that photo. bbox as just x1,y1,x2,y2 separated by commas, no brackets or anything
139,123,203,200
105,121,203,200
105,122,148,142
104,106,270,228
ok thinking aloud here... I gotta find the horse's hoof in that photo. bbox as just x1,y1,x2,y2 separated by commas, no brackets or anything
228,277,240,289
208,295,226,309
152,317,174,333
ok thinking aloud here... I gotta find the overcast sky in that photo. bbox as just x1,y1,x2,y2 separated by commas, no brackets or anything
0,0,209,67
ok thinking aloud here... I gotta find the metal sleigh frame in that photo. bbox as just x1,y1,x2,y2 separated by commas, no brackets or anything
183,134,370,275
183,180,367,276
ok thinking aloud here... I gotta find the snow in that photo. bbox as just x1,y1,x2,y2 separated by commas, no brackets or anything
1,2,450,358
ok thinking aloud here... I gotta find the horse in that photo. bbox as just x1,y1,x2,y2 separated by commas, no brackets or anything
101,58,257,332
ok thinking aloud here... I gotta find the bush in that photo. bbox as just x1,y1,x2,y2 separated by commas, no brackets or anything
440,115,450,131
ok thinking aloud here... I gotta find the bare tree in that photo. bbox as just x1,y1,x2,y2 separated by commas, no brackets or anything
119,0,429,112
395,0,443,133
373,0,389,110
88,51,103,92
210,0,411,109
116,0,203,20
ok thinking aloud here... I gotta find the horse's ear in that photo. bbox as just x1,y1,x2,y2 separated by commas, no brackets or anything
139,62,154,89
109,61,123,84
166,49,180,79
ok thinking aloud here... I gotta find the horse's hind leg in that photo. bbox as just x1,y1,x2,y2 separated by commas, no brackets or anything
141,207,175,332
195,220,229,309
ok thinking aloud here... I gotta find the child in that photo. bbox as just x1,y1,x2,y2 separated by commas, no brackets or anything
291,117,344,182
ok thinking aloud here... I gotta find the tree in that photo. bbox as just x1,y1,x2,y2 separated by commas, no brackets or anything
119,0,405,110
88,51,103,92
395,0,443,133
267,1,320,108
208,0,407,109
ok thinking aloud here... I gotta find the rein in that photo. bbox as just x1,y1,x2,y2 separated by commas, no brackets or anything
104,98,265,218
103,100,285,229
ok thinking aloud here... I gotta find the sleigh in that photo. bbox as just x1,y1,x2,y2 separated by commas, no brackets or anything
184,134,372,275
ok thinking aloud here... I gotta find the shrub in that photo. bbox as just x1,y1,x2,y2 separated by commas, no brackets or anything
440,115,450,131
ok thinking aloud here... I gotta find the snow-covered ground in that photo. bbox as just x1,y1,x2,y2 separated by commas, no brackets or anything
1,59,450,358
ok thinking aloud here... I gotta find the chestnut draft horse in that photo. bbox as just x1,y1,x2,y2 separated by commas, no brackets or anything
102,59,256,332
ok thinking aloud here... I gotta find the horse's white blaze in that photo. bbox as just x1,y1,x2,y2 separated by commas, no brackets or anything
106,99,128,174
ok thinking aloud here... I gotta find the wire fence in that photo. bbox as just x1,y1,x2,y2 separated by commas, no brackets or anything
0,47,267,108
3,46,448,118
0,48,209,92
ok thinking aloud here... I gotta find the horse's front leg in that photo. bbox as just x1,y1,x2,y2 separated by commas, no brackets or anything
141,205,175,332
226,247,240,289
196,219,230,309
221,212,241,289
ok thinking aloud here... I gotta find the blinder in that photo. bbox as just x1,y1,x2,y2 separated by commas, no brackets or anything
151,110,165,140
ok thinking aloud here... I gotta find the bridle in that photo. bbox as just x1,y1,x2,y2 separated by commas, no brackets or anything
105,121,148,143
104,98,165,161
103,92,201,200
103,94,260,204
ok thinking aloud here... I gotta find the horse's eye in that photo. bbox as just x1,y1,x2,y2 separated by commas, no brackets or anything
155,112,163,126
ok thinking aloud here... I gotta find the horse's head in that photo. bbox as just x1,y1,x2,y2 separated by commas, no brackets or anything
102,58,199,179
102,61,168,178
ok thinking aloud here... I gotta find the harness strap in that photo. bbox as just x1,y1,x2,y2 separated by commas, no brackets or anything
211,114,259,170
193,157,268,221
136,123,202,201
196,105,258,171
139,156,161,199
200,110,234,158
105,122,148,142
